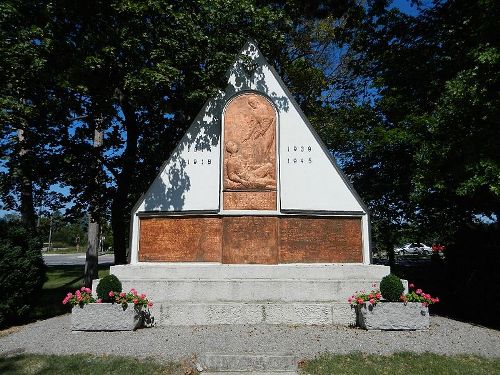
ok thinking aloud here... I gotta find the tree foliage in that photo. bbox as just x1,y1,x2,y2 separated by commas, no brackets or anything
319,0,500,254
2,0,340,263
0,220,45,328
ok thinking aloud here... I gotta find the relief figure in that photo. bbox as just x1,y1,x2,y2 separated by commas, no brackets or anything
225,141,275,189
224,93,276,190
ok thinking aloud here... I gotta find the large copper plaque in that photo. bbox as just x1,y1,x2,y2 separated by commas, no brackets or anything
223,93,276,192
279,217,363,263
223,191,276,210
139,217,222,262
222,216,278,264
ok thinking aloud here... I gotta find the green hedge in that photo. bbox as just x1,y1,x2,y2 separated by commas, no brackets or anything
0,220,46,328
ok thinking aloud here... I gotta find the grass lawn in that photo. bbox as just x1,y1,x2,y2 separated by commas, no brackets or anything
0,354,186,375
29,265,110,322
300,352,500,375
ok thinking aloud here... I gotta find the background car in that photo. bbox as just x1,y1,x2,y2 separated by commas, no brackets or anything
395,243,433,256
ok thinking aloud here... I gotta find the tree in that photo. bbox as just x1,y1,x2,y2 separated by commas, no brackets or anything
318,0,500,257
48,0,346,264
0,0,69,229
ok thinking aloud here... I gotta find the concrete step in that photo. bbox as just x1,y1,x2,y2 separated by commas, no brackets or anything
111,263,389,280
197,353,297,373
157,301,355,326
101,263,390,326
114,278,384,303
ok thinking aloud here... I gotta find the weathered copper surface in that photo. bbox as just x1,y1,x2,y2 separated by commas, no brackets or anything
223,191,276,210
139,217,222,262
138,216,362,264
278,217,363,263
222,216,278,264
224,93,276,191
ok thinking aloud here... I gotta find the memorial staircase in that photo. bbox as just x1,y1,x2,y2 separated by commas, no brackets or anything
109,262,390,326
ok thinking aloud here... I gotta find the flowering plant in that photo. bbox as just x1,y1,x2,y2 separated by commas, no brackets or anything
348,283,440,308
108,288,153,310
400,283,439,307
62,287,95,307
62,287,153,310
348,284,382,307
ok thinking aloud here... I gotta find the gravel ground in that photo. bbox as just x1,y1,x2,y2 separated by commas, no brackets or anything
0,315,499,363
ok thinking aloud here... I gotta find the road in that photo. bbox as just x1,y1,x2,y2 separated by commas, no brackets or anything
43,252,114,266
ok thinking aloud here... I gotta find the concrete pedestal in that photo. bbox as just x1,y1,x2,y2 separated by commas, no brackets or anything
357,301,430,330
108,263,390,326
71,303,142,331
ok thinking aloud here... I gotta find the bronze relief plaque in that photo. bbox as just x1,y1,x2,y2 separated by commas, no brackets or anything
278,217,363,263
222,216,278,264
139,217,222,262
223,191,277,210
223,93,276,192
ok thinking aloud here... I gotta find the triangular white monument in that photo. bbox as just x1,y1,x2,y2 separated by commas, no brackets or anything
129,41,371,264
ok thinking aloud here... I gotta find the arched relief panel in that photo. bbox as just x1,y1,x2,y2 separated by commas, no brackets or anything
223,93,278,210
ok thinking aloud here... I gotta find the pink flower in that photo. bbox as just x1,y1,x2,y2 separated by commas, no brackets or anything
85,288,92,294
347,297,352,303
435,297,440,303
140,293,146,299
120,292,126,297
416,289,422,295
81,287,85,291
77,295,82,301
131,289,138,296
376,293,381,299
67,292,73,298
369,298,375,305
108,291,114,297
357,298,364,305
75,290,81,296
368,294,373,299
409,283,415,288
96,299,102,303
133,299,139,305
147,302,153,307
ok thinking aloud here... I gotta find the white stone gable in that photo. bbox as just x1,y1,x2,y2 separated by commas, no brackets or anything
133,41,366,214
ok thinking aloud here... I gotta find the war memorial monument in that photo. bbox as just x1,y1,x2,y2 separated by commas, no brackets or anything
108,41,390,325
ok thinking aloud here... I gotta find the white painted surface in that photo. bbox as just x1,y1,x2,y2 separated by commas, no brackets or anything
135,97,222,213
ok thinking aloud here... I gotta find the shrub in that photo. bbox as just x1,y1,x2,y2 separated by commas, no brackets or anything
96,274,122,302
380,274,404,302
0,220,46,329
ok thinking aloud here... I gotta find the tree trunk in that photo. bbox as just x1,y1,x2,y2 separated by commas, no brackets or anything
111,89,138,265
84,127,103,288
84,215,100,288
17,128,36,230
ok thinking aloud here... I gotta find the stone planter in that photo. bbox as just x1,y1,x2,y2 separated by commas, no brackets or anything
72,303,143,331
357,301,429,330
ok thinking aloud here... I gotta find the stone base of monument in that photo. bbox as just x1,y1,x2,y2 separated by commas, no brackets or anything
357,301,430,330
108,263,390,326
71,303,143,331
